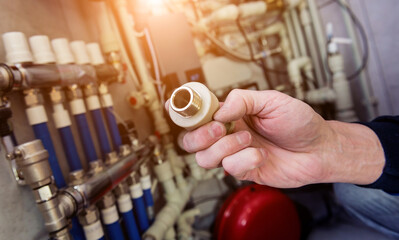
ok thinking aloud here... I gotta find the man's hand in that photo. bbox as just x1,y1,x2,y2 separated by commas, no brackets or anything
168,89,385,188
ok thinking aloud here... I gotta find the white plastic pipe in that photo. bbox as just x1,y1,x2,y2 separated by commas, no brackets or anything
177,208,201,239
329,54,358,122
288,57,312,100
299,3,325,87
143,177,197,240
113,0,170,135
307,0,330,83
290,8,308,57
284,12,300,59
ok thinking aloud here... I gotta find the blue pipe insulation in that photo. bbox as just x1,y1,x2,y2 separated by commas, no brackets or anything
103,107,122,151
117,194,141,240
143,188,155,222
141,176,155,222
104,221,125,240
89,109,112,157
121,210,141,240
32,123,66,188
70,217,86,240
74,113,98,162
132,195,150,233
58,126,82,171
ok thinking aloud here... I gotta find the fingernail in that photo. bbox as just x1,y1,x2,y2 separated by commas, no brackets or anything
209,122,224,138
236,131,251,145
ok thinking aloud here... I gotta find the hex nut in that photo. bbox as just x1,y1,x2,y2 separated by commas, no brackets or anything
97,193,115,209
78,206,100,226
33,184,57,203
66,85,83,100
23,89,42,106
49,87,64,103
83,83,98,97
105,151,119,165
119,144,131,157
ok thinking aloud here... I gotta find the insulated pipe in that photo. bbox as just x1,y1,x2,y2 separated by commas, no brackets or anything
99,193,126,240
85,87,112,158
140,174,155,222
129,181,150,233
100,87,122,152
69,93,99,163
117,193,141,240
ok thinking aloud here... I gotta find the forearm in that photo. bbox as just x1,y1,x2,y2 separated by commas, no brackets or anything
322,121,385,185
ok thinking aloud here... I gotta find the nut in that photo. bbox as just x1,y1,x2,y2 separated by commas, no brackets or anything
89,160,104,175
33,184,57,203
119,145,131,157
127,171,139,185
68,169,85,185
23,89,42,106
49,87,64,103
105,151,119,165
97,192,115,209
83,83,98,97
98,83,109,95
113,182,128,197
78,205,100,226
66,84,83,100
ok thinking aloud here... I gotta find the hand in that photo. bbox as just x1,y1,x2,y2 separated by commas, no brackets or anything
167,89,384,188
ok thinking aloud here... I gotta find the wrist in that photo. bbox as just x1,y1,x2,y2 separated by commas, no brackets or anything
321,121,385,185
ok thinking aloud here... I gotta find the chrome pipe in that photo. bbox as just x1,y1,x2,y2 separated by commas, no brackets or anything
64,146,152,210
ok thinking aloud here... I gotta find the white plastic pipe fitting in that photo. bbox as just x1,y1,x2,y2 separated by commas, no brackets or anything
169,82,219,131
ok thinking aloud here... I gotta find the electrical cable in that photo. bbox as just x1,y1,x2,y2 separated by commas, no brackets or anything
325,0,369,81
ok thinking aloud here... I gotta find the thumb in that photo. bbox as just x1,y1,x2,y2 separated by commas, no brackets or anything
214,89,287,122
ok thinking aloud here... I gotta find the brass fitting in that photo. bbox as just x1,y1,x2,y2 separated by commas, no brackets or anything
105,151,119,165
170,86,202,118
65,84,83,100
49,86,65,104
119,144,132,157
83,83,98,97
23,89,43,107
98,83,109,95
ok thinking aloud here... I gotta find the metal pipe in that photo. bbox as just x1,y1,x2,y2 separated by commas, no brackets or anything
13,140,70,240
64,147,150,208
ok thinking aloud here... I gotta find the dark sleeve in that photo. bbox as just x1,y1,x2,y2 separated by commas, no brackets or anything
357,116,399,194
